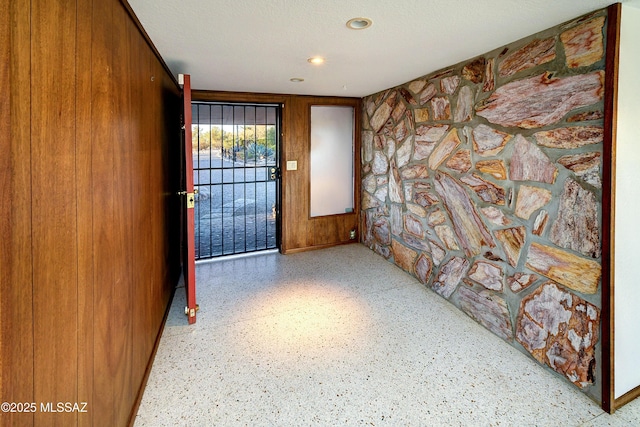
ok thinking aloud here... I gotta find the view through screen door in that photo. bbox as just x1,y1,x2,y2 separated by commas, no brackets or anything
191,102,281,259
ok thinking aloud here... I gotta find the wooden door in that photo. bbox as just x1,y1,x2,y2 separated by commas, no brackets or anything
181,74,197,324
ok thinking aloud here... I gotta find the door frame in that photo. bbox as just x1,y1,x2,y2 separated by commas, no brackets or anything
190,100,283,259
191,91,289,253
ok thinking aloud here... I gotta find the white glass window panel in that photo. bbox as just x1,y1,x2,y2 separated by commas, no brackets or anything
310,106,354,217
615,3,640,399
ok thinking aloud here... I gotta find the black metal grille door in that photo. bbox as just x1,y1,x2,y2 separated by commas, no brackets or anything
192,102,280,259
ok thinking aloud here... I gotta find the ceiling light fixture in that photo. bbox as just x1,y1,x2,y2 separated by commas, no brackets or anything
346,17,372,30
290,77,304,83
307,57,325,65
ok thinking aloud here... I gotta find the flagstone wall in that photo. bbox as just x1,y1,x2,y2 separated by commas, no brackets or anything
361,8,609,400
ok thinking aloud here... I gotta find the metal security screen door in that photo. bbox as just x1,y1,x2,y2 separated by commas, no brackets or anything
192,102,281,259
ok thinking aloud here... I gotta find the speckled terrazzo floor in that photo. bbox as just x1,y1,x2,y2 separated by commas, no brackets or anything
134,244,640,427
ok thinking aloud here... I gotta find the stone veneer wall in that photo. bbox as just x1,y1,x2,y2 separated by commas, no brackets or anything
361,8,609,401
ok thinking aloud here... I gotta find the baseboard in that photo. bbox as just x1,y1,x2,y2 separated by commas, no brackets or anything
281,240,359,255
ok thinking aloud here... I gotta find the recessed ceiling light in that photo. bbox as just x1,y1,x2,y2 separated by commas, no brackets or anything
290,77,304,83
307,57,325,65
346,17,372,30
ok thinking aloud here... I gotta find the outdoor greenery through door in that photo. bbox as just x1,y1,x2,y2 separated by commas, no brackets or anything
192,102,281,259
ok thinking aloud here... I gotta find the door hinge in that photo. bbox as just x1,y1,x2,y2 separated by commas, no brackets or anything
185,304,200,318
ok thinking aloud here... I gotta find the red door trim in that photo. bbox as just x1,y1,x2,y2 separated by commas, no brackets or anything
182,74,197,324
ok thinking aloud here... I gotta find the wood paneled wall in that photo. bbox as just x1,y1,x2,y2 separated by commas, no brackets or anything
1,1,182,426
192,91,361,254
284,96,361,253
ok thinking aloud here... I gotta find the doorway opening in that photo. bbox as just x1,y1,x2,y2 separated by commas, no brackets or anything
191,102,281,259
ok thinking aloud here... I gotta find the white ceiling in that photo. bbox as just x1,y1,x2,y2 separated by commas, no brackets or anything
129,0,630,97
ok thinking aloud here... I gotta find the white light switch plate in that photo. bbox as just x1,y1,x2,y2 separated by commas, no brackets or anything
286,160,298,171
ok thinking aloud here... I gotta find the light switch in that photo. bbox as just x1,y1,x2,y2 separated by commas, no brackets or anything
286,160,298,171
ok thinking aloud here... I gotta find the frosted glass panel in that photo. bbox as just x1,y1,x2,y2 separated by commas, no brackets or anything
310,106,354,217
615,3,640,399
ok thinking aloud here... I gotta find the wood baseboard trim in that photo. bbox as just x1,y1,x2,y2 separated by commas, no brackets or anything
281,240,359,255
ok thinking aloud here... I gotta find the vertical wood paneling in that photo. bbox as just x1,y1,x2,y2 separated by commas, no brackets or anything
130,17,152,401
149,58,164,327
3,0,181,425
0,0,7,410
284,96,312,250
76,1,94,425
91,0,119,423
151,60,168,328
112,4,135,421
2,1,34,425
279,97,290,252
31,0,79,424
282,96,361,253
